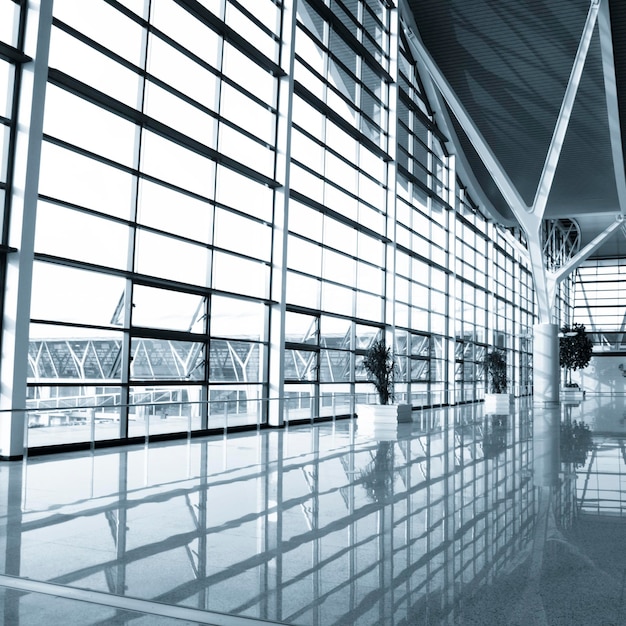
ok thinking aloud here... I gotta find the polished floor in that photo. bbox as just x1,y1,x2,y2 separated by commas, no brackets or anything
0,397,624,625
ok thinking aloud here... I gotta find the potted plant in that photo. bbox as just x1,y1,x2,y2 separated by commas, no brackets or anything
363,338,395,405
356,338,412,431
484,348,511,413
559,323,592,400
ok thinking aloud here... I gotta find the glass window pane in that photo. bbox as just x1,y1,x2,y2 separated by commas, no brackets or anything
53,0,145,63
284,348,317,381
296,28,325,75
141,131,216,197
357,261,384,294
148,36,219,109
320,349,350,382
38,143,135,219
129,384,202,437
291,129,324,171
137,179,213,242
28,324,123,380
210,295,265,340
356,291,383,322
221,83,275,144
144,81,217,148
355,325,380,350
288,200,323,239
31,262,125,327
298,0,324,35
0,2,19,47
131,338,205,380
39,141,135,218
207,385,263,428
218,123,274,178
323,218,357,254
27,385,124,446
285,311,318,344
322,248,355,284
287,271,321,309
43,85,137,167
134,229,210,285
49,28,141,108
287,236,322,274
0,60,14,119
290,163,324,203
35,201,130,269
213,208,272,261
0,124,9,182
225,4,277,62
237,0,280,35
209,340,261,382
292,94,324,137
212,251,268,298
322,281,353,315
358,232,385,265
133,286,206,333
222,42,275,106
215,165,274,222
151,0,221,67
320,316,352,349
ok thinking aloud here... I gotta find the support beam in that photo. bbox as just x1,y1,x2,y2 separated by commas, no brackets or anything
533,323,560,407
0,0,53,460
267,0,298,427
545,215,624,311
533,0,600,216
598,0,626,214
402,0,602,324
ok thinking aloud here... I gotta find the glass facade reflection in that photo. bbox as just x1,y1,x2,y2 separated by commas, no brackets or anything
3,0,537,451
10,407,542,625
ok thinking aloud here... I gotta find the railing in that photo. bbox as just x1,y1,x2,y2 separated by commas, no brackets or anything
2,383,534,452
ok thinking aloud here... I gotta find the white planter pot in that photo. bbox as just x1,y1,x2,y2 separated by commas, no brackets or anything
484,393,512,414
356,403,412,424
356,403,412,440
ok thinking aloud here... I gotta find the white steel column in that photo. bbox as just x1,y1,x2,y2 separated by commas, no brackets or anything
385,2,400,400
598,0,626,214
268,0,297,427
0,0,53,459
533,323,559,407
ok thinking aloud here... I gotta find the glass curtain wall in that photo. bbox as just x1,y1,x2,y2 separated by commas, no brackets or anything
3,0,536,451
0,0,23,243
574,258,626,349
396,35,534,405
287,0,391,418
28,0,275,445
0,0,24,293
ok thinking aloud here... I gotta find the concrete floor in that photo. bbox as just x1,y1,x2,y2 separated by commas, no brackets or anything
0,397,623,625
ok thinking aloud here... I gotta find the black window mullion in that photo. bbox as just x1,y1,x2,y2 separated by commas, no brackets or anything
46,69,280,189
174,0,285,77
